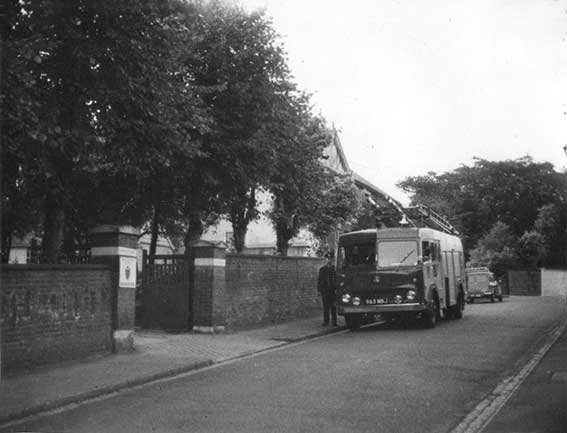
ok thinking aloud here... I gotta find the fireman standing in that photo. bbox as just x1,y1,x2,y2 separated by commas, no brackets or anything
318,252,337,326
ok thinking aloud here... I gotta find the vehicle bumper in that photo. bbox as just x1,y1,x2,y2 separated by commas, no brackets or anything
468,292,493,298
338,303,426,315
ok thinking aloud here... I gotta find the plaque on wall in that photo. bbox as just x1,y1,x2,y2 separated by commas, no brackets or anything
119,256,137,288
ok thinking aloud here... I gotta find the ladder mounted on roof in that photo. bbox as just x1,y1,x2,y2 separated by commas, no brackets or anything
404,203,460,236
365,192,460,237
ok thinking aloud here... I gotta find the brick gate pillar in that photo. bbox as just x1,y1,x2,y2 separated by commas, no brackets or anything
90,225,139,351
191,241,226,333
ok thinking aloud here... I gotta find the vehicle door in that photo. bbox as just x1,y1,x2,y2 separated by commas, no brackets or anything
421,239,442,301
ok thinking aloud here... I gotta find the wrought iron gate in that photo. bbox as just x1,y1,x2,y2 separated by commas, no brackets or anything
139,254,192,331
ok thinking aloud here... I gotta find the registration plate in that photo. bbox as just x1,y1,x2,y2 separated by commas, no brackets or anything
365,298,387,305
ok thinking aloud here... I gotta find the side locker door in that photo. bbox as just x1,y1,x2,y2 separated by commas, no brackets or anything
433,241,443,302
455,251,465,302
441,251,452,310
450,251,458,307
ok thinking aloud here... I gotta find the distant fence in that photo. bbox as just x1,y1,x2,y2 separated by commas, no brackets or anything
25,240,91,264
1,264,113,375
508,268,567,297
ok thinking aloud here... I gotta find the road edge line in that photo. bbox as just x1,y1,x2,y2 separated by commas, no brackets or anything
450,323,566,433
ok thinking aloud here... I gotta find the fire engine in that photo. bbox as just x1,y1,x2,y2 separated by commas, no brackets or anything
336,201,466,330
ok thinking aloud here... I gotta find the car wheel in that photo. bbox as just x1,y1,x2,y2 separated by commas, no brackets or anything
345,314,361,331
498,295,503,302
490,294,495,303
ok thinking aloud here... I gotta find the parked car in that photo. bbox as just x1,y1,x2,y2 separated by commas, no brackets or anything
465,267,503,303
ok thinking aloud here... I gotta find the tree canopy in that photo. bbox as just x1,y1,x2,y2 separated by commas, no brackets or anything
2,0,359,260
398,157,567,269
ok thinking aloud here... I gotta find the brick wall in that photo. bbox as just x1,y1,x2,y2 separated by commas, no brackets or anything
1,265,113,375
223,254,324,329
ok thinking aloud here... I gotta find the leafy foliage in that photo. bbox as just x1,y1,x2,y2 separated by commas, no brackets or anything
187,2,291,252
2,0,207,261
266,99,332,255
2,0,376,261
399,157,567,269
308,174,361,240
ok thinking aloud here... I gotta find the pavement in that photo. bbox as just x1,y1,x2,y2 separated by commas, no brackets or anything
482,323,567,433
0,315,346,426
0,313,565,432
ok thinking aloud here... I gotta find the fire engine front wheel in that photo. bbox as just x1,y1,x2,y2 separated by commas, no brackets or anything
423,293,439,329
345,314,362,331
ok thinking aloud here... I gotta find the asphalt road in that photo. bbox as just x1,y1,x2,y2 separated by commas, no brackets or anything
5,296,566,433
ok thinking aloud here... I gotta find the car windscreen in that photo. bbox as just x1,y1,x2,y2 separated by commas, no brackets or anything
377,240,418,268
337,242,375,268
467,274,488,284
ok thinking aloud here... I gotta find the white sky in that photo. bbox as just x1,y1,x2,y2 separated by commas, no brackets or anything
238,0,567,204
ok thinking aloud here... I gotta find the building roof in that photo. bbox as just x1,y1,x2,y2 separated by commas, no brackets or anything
322,129,350,175
323,128,404,216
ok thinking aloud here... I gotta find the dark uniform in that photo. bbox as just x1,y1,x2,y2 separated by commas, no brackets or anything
318,257,337,326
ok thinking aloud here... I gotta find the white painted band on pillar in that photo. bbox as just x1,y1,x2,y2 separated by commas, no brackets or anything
194,258,226,267
91,246,138,258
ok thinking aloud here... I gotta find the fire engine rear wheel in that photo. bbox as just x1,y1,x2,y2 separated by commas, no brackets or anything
451,289,464,319
345,314,361,331
498,295,503,302
490,294,495,303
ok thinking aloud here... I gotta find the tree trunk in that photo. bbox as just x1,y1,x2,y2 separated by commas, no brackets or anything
276,230,289,256
275,218,293,256
230,186,257,253
1,229,11,263
230,207,247,253
148,203,160,264
183,211,204,257
41,190,65,263
233,223,246,253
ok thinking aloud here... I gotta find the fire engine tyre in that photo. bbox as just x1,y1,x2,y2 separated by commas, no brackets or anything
345,314,361,331
451,289,465,319
490,294,495,303
498,295,503,302
423,293,439,329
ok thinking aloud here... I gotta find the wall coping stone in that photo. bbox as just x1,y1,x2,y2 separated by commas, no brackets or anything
90,225,139,235
1,264,109,271
226,253,324,261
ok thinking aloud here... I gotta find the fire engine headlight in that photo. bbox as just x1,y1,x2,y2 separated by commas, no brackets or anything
342,294,351,304
406,290,416,301
352,296,361,306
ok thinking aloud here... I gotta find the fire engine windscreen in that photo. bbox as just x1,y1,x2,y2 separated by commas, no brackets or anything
338,243,376,268
377,241,418,268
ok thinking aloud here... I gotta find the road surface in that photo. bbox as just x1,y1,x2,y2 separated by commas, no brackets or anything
4,296,565,433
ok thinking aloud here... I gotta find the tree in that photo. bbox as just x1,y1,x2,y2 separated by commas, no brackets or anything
267,99,331,255
531,203,565,267
3,0,207,262
308,173,361,247
518,231,548,268
186,2,291,253
398,156,563,263
467,221,519,278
